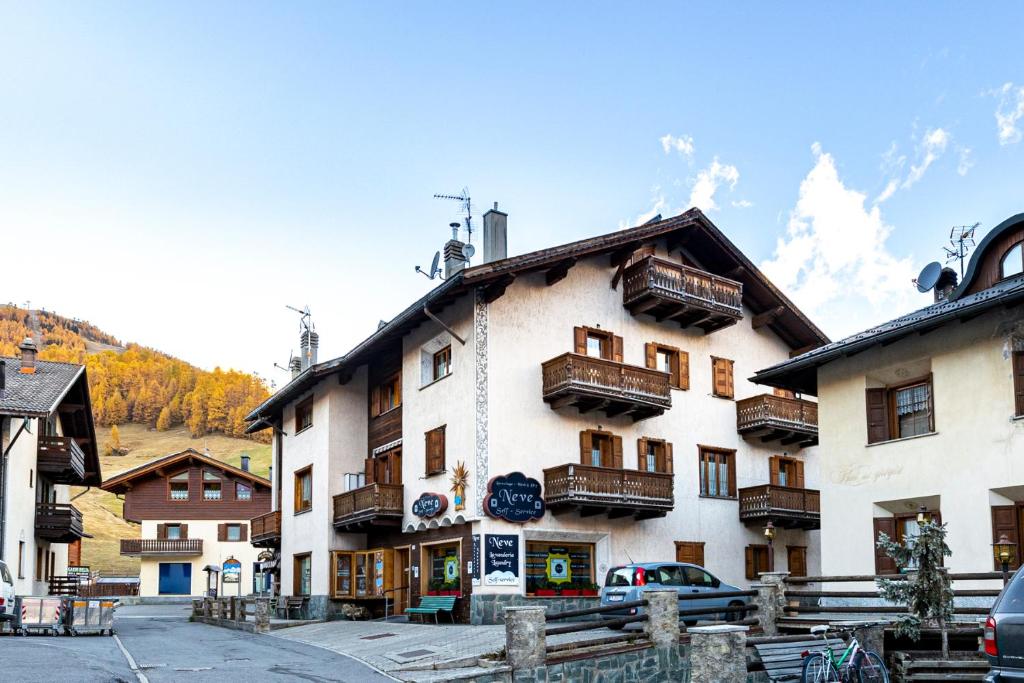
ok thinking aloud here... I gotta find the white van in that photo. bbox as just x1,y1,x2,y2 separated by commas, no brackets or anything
0,560,15,623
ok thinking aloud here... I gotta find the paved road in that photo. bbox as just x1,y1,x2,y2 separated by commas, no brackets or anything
0,604,394,682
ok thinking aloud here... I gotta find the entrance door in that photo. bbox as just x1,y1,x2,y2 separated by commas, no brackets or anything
395,548,410,614
159,563,192,595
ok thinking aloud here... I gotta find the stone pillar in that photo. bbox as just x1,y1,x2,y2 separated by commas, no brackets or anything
210,598,221,619
229,596,238,622
753,571,789,636
504,606,546,670
642,589,680,648
203,597,212,618
254,598,270,634
690,625,749,683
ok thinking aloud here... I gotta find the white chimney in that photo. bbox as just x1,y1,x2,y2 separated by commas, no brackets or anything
299,330,319,370
483,203,507,264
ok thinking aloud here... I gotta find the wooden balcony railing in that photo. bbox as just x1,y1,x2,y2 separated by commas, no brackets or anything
622,256,743,332
120,538,204,556
37,435,87,484
738,484,820,530
250,510,281,547
333,483,404,531
541,352,672,421
35,503,85,543
736,394,818,447
544,463,674,520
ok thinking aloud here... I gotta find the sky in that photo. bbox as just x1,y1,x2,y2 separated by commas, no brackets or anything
2,3,1023,386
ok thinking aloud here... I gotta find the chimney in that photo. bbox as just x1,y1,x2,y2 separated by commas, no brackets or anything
240,453,250,472
483,203,508,264
934,267,959,303
444,223,467,278
289,355,302,379
299,330,319,371
18,338,37,374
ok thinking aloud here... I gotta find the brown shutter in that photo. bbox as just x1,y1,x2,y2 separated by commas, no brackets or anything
645,343,657,369
795,460,805,489
239,524,248,542
612,335,624,363
637,438,648,470
217,524,227,542
769,456,781,486
574,327,588,355
611,436,623,469
675,541,704,566
579,431,592,465
180,524,188,539
713,358,734,398
364,457,376,484
774,388,796,399
157,523,166,540
438,427,446,473
678,351,690,390
664,442,673,474
394,373,402,406
865,388,890,444
787,546,807,577
992,506,1021,570
873,517,898,575
1014,352,1024,417
725,359,734,398
727,452,737,497
370,386,381,418
745,546,755,580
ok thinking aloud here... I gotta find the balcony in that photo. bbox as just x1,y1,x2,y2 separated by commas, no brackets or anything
541,353,672,422
333,483,404,531
35,503,85,543
120,538,204,556
544,464,674,520
250,510,281,547
736,394,818,448
622,256,743,333
37,435,87,485
738,484,820,530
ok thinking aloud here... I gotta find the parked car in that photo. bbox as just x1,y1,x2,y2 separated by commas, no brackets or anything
0,560,14,624
984,568,1024,682
599,562,749,628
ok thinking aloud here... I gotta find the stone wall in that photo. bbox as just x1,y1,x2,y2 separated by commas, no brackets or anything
470,594,602,625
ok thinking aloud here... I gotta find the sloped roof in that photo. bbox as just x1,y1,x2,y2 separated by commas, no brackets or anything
0,358,85,417
101,448,271,494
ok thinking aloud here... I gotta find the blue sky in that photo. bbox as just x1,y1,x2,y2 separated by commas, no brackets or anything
2,3,1022,381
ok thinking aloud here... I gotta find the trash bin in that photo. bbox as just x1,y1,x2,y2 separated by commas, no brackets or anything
14,596,65,636
66,598,117,636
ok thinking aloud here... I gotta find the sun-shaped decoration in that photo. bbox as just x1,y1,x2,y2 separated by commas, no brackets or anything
450,460,469,511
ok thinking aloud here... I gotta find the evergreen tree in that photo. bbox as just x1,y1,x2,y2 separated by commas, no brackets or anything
156,406,172,431
108,425,122,455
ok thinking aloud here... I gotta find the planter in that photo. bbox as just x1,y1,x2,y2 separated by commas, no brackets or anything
582,589,599,597
441,590,460,597
560,589,581,597
427,590,440,596
535,589,556,597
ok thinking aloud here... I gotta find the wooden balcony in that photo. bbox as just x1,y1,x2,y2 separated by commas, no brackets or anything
736,394,818,448
622,256,743,333
333,483,404,531
544,464,674,520
35,503,85,543
37,435,87,485
738,484,820,530
541,353,672,421
250,510,281,547
120,538,204,556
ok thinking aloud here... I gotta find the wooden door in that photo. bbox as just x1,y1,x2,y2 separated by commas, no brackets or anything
395,548,410,614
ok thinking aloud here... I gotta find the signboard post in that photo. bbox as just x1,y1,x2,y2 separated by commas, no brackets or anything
484,534,521,586
222,557,242,597
484,473,545,523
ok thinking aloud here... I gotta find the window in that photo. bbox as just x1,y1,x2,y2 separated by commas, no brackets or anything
770,456,805,488
645,343,689,390
0,560,11,585
331,549,394,599
698,446,736,498
1002,243,1024,279
712,357,735,399
866,376,934,443
787,546,807,577
295,396,313,433
579,430,622,469
432,346,451,381
366,448,402,485
221,523,244,542
371,373,402,417
637,438,673,473
35,546,43,581
573,326,622,362
674,541,705,567
425,543,462,592
344,473,365,492
992,505,1022,571
294,466,312,513
236,482,251,501
425,426,446,476
745,544,772,580
683,566,717,587
202,471,222,501
168,471,189,501
526,541,595,595
165,524,182,540
873,510,941,574
1013,352,1024,417
294,553,311,596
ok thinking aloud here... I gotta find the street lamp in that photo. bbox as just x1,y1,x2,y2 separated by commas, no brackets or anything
764,521,776,572
993,534,1017,585
916,505,929,525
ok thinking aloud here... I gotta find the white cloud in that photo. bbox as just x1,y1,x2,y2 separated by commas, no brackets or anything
994,82,1024,145
620,193,667,230
688,158,739,212
902,127,949,190
660,133,695,158
762,143,918,337
957,146,974,176
875,179,899,204
731,199,753,209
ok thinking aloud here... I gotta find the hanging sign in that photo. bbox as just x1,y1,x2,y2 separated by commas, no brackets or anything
484,472,545,523
484,534,520,586
67,566,90,578
222,557,242,584
471,534,481,586
412,492,448,518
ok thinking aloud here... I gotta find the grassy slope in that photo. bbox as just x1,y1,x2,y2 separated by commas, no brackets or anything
74,423,271,575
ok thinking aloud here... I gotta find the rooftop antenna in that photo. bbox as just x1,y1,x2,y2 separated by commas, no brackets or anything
434,187,474,244
415,250,443,280
285,304,313,336
942,222,979,278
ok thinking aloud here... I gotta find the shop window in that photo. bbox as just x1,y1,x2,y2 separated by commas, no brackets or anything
295,395,313,433
168,471,189,501
202,471,222,501
331,549,393,598
294,466,312,513
699,446,736,498
525,541,595,596
433,346,451,381
645,343,689,390
425,426,446,476
573,326,623,362
236,482,251,501
637,438,673,473
712,357,735,398
293,553,311,596
425,543,462,594
371,373,402,417
745,544,772,580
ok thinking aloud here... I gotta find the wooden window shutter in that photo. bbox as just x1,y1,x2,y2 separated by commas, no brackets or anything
865,388,890,444
579,431,593,465
611,436,623,469
217,524,227,542
713,358,734,398
426,427,446,475
239,524,248,542
637,438,648,470
180,524,188,539
370,386,381,418
644,343,657,369
675,541,704,566
664,442,673,474
769,456,781,486
678,351,689,390
364,457,376,484
744,546,755,580
787,546,807,577
394,373,402,407
574,327,588,355
725,359,734,398
612,335,624,363
727,452,737,497
1014,352,1024,416
926,372,935,432
992,506,1021,570
873,517,898,575
794,460,805,489
157,524,166,540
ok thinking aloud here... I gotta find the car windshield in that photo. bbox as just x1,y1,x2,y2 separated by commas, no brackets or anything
0,562,11,585
997,572,1024,613
605,567,634,587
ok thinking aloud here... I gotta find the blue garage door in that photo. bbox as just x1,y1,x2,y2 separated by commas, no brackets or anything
158,563,192,595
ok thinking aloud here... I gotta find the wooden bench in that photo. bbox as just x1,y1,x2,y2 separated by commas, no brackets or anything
405,596,457,624
749,631,849,681
276,596,307,620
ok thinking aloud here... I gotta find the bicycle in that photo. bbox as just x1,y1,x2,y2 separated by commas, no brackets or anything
800,624,889,682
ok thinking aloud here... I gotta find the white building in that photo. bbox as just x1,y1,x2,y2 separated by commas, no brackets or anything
246,208,828,622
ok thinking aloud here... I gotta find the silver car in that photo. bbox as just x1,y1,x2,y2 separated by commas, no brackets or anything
599,562,750,627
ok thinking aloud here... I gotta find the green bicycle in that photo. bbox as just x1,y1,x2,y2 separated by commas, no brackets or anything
800,625,889,682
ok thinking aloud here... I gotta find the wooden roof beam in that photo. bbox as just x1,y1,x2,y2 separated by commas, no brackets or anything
609,241,642,268
666,228,693,254
482,274,516,304
545,257,577,287
752,306,785,330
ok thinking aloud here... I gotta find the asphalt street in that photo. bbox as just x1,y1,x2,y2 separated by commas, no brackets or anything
0,603,394,683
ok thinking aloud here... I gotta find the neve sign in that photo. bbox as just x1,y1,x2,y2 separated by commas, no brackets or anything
412,492,448,518
484,472,544,523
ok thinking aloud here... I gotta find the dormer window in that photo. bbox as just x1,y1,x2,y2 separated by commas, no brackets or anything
1002,243,1024,279
169,471,189,501
202,471,222,501
236,482,251,501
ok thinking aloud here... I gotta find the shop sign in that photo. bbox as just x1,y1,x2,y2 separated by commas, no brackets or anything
412,492,448,518
471,535,481,586
484,534,520,586
484,472,545,523
67,566,90,578
222,557,242,583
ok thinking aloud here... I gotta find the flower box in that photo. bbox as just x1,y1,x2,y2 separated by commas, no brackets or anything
560,589,581,597
441,590,460,597
535,589,557,597
582,589,599,597
427,590,440,596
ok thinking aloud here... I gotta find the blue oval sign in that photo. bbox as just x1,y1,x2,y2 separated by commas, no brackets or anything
412,492,448,518
484,472,545,523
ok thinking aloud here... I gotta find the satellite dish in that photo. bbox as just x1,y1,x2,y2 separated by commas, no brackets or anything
430,251,441,277
463,243,476,260
915,261,942,293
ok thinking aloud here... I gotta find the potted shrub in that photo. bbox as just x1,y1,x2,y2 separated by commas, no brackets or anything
582,582,600,597
442,578,461,597
427,580,443,596
535,580,557,597
560,582,581,597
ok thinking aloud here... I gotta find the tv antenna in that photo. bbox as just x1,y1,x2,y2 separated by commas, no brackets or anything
285,304,313,335
942,223,979,277
434,187,474,244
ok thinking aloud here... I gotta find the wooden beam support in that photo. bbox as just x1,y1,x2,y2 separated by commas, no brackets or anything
546,257,577,287
482,274,516,304
57,403,85,413
627,299,661,316
788,344,820,359
760,430,788,443
656,304,688,323
724,265,746,279
752,306,785,330
608,241,642,268
780,433,806,446
666,229,693,254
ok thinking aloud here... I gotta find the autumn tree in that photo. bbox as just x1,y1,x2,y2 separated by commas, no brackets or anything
107,425,122,456
156,406,172,431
